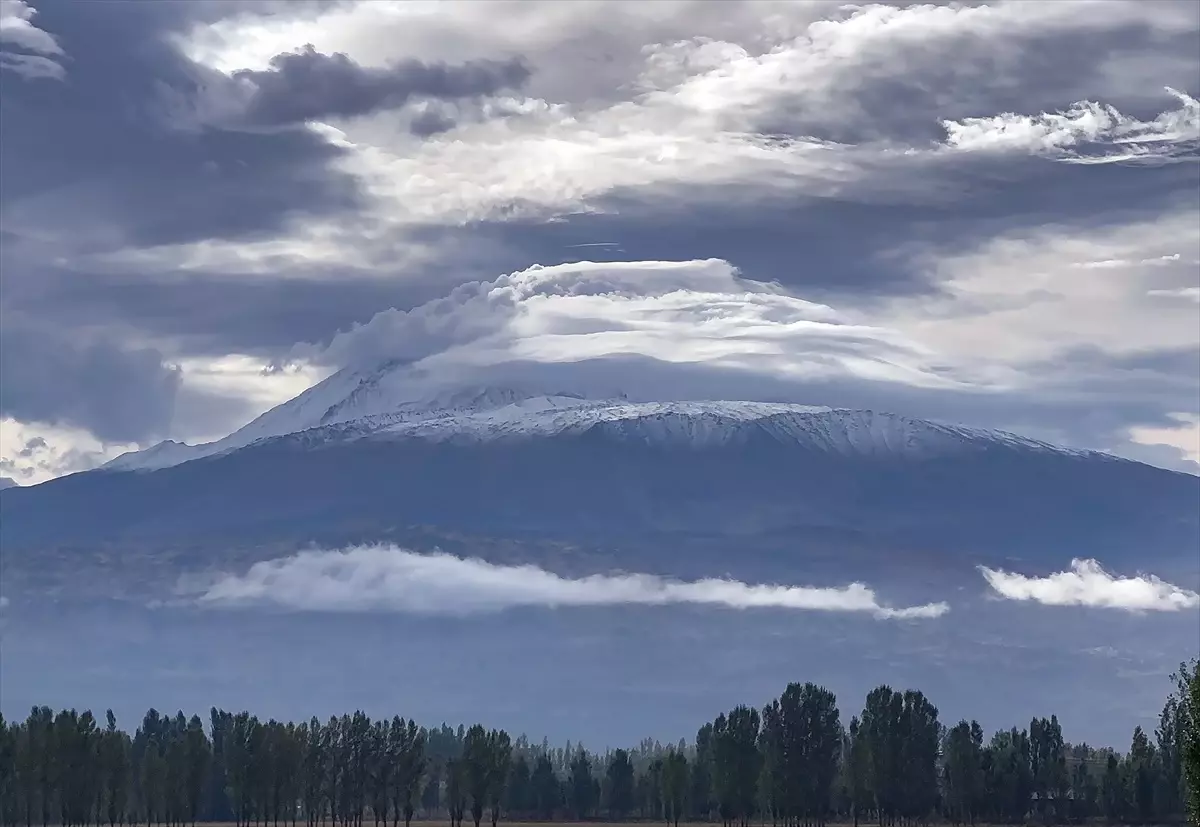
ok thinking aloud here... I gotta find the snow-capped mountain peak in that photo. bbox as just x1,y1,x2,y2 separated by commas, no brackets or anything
105,362,619,471
104,362,1098,473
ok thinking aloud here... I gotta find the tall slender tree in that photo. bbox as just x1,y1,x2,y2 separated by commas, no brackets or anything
661,751,688,827
529,755,558,820
1172,658,1200,823
485,731,510,827
567,752,594,820
604,750,634,821
3,670,1196,827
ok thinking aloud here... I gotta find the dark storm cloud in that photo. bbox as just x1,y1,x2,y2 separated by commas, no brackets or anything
428,156,1199,302
4,146,1194,368
6,258,444,358
16,437,47,457
409,107,459,138
754,10,1200,146
231,45,530,128
0,0,364,250
0,0,368,442
0,317,181,444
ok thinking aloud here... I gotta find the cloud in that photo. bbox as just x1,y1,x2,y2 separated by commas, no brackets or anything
0,0,65,80
193,545,950,620
291,258,963,396
1129,413,1200,466
1149,287,1200,302
0,2,364,252
408,104,459,138
0,418,139,484
0,316,182,444
882,209,1200,366
267,237,1198,469
979,558,1200,612
940,88,1200,165
162,0,1198,230
206,44,530,130
4,0,1198,479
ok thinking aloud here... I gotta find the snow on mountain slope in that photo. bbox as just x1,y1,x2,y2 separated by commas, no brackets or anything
374,399,1063,454
106,359,1102,473
104,363,600,470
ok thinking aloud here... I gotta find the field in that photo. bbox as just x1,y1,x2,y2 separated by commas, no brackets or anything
186,822,1187,827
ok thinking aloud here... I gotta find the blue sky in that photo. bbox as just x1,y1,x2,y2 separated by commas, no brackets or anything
1,0,1198,483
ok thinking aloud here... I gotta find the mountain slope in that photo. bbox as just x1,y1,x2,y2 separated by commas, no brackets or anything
4,365,1196,569
4,410,1196,566
104,361,1096,472
1,384,1196,764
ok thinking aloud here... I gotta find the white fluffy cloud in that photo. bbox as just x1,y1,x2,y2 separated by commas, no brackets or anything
979,558,1200,612
194,544,950,620
940,88,1200,165
0,0,65,80
0,417,138,485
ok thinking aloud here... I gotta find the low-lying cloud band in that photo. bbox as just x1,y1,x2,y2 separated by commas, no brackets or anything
979,557,1200,612
193,545,950,621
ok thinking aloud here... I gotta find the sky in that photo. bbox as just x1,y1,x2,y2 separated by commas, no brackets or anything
2,0,1199,485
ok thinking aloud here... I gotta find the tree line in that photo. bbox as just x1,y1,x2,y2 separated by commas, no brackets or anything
1,660,1196,827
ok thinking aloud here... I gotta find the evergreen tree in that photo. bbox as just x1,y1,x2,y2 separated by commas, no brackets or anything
661,751,688,827
2,667,1194,827
529,754,558,820
567,752,594,820
943,721,983,825
485,731,510,827
604,750,634,821
845,717,870,827
1103,753,1127,823
461,727,489,827
503,756,530,820
1172,658,1200,823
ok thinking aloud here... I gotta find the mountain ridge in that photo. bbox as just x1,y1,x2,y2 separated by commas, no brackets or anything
5,363,1193,570
103,361,1113,473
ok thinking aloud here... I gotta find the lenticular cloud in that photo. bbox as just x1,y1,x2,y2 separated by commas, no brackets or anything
978,558,1200,613
195,545,948,621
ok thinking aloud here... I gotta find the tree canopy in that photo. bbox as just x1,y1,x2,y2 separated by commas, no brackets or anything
0,661,1196,826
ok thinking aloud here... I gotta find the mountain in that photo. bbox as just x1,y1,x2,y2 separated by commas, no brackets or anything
0,476,18,490
3,365,1197,571
2,363,1198,749
102,363,1092,472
